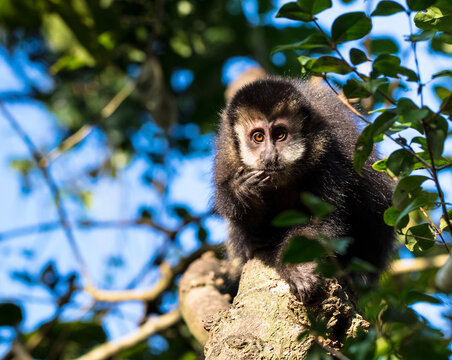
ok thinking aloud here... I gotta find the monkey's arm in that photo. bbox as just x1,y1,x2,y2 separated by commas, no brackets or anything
274,221,346,303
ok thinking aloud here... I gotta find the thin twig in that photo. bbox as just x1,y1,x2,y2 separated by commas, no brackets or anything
0,100,91,282
0,216,207,242
39,82,136,166
322,76,432,171
314,336,351,360
312,19,396,105
419,207,449,252
407,11,424,107
74,309,180,360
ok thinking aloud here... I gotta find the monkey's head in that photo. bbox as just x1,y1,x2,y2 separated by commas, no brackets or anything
223,77,326,186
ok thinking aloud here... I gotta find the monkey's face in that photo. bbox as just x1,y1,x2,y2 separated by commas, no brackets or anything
234,116,305,186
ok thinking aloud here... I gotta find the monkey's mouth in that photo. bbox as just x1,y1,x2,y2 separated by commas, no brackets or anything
261,167,285,173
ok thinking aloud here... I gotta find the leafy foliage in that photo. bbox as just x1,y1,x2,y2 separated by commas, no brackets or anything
276,0,451,358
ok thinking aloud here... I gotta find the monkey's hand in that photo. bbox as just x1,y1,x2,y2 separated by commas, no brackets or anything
231,167,270,206
279,262,326,304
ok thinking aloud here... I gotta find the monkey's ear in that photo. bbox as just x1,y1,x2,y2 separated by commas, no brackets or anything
225,67,267,104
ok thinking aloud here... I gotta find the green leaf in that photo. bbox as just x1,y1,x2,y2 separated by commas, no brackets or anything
139,208,153,220
372,158,388,172
272,33,330,53
325,237,352,255
282,236,326,263
414,6,452,31
276,2,313,21
370,37,399,54
440,209,452,233
371,1,406,16
408,0,440,11
296,0,332,15
432,70,452,79
349,48,368,65
347,258,377,272
79,190,92,208
386,149,415,176
197,226,207,243
405,223,435,253
300,193,335,218
331,12,372,43
425,114,448,158
0,303,23,326
343,79,372,98
11,159,34,175
272,210,309,227
384,206,409,228
394,193,437,226
392,175,430,210
407,30,437,42
315,261,341,278
173,206,191,220
308,56,352,74
298,55,312,67
372,54,419,81
371,110,398,138
439,32,452,44
404,290,442,305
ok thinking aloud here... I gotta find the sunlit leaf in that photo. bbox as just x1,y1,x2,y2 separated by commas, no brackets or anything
405,223,435,253
414,6,452,31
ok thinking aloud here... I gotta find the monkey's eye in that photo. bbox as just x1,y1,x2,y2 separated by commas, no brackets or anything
274,128,287,141
252,132,265,143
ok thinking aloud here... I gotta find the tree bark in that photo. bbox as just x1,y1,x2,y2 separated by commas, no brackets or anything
179,253,369,359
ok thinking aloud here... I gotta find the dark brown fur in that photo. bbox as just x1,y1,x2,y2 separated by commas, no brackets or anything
214,77,394,302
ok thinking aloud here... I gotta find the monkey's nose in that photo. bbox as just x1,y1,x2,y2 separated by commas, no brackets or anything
262,152,277,167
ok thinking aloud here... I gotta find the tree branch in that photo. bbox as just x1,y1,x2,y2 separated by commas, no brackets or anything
74,309,180,360
389,254,449,274
0,100,91,282
86,245,222,303
39,82,136,166
85,263,173,302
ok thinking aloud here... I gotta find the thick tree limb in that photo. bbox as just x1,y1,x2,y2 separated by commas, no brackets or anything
178,252,231,345
179,253,369,359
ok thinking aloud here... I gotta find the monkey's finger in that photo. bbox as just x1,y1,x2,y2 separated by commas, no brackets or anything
244,170,265,182
234,167,245,180
261,176,271,183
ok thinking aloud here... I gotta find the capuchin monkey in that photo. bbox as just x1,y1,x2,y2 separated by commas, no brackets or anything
214,77,394,303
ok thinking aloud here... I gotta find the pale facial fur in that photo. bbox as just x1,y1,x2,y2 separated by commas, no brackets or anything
234,120,305,170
